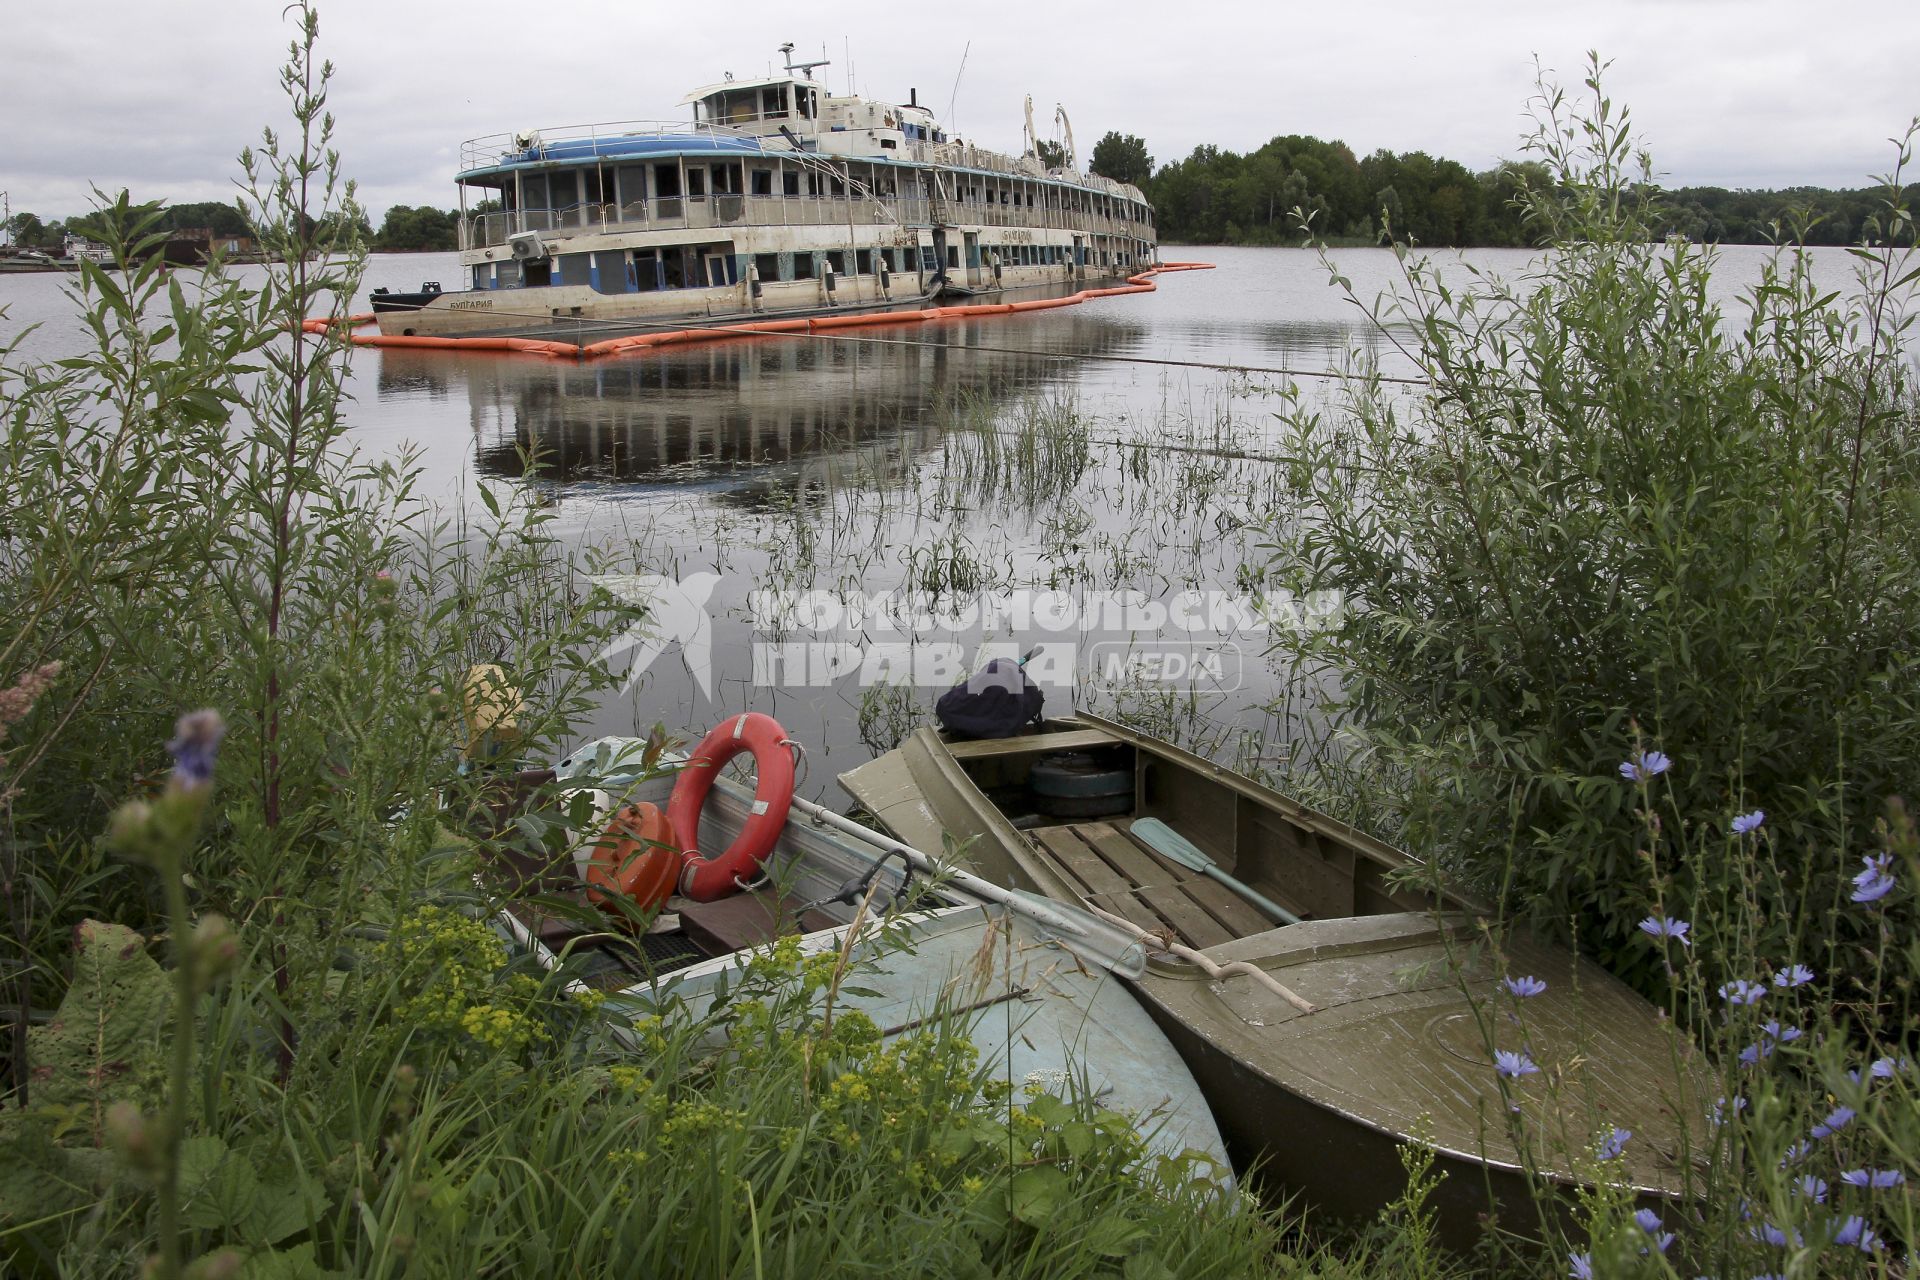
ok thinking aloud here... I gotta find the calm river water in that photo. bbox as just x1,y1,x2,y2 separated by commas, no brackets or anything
0,243,1868,797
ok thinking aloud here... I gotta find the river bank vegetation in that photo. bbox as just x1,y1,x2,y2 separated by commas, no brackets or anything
1087,126,1920,248
3,11,1919,1278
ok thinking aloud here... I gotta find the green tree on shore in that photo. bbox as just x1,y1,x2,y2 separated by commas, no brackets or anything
1089,132,1152,187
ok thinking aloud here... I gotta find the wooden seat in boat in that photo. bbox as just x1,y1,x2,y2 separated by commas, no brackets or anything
1026,819,1280,949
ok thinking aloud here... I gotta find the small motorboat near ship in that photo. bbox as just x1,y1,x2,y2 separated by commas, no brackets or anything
839,713,1711,1244
373,44,1157,345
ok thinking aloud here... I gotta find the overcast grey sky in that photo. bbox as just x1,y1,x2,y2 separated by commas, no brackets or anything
3,0,1916,223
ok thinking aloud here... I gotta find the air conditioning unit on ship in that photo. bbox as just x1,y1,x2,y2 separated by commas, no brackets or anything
507,231,548,261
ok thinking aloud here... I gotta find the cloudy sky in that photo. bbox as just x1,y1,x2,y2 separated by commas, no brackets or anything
2,0,1916,224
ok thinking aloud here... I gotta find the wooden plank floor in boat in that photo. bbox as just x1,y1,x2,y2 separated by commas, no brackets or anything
1026,820,1274,948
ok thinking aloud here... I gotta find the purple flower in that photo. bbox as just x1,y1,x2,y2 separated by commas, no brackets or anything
1502,975,1548,998
1711,1095,1748,1127
1718,978,1768,1007
1759,1020,1802,1044
165,709,226,792
1749,1221,1799,1248
1567,1253,1593,1280
1739,1041,1773,1067
1840,1168,1905,1188
1631,1208,1675,1252
1731,809,1766,834
1870,1056,1908,1078
1597,1127,1631,1160
1638,915,1691,945
1620,750,1672,782
1495,1050,1540,1079
1796,1175,1829,1203
1833,1215,1880,1251
1773,964,1814,988
1811,1106,1856,1139
1851,852,1896,905
1779,1141,1812,1167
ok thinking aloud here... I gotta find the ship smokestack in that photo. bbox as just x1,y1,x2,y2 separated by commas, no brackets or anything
910,87,918,107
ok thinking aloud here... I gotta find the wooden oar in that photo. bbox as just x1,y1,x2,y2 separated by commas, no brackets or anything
1130,818,1302,926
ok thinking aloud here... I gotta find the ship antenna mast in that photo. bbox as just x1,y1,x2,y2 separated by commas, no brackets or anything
778,41,831,79
946,41,970,133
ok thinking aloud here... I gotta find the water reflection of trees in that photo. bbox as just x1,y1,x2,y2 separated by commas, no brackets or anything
377,316,1140,503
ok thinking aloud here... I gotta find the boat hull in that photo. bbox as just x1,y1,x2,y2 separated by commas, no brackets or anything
839,717,1711,1241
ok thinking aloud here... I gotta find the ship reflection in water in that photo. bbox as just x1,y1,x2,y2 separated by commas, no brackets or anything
372,312,1142,507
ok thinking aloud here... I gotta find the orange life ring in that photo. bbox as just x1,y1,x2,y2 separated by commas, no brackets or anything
585,801,680,915
669,713,796,901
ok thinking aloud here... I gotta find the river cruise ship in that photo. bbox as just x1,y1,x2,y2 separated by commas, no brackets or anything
371,46,1157,340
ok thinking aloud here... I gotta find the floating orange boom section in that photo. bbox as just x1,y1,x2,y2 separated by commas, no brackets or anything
300,263,1214,361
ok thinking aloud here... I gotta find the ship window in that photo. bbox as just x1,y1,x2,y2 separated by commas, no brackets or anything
751,168,773,196
946,246,959,269
472,265,488,289
494,260,520,288
760,85,787,119
616,165,647,206
663,249,688,289
522,174,550,211
687,169,707,199
653,163,681,198
793,252,815,279
591,251,629,293
782,169,800,197
880,138,897,150
855,249,872,275
754,253,780,282
826,251,848,276
558,253,592,287
631,249,661,292
582,169,604,205
523,260,551,287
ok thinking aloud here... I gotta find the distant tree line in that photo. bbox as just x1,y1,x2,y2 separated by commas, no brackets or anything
1086,130,1919,247
11,151,1909,257
5,200,463,254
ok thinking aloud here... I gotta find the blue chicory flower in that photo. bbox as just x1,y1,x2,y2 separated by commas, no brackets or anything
1869,1056,1908,1078
1749,1221,1799,1248
1638,915,1691,945
1567,1252,1593,1280
1495,1050,1540,1079
1773,964,1814,988
1811,1106,1856,1139
1839,1169,1905,1188
1739,1041,1772,1067
1833,1215,1880,1251
1795,1175,1829,1203
1711,1096,1748,1127
1597,1127,1631,1160
1719,978,1768,1007
1502,975,1548,998
1759,1020,1802,1044
1731,809,1766,834
165,709,226,792
1620,750,1672,782
1851,852,1896,905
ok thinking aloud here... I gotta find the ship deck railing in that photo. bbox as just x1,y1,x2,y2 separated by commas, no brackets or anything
462,196,1151,252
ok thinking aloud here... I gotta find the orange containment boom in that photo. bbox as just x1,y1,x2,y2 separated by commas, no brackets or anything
301,263,1215,362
